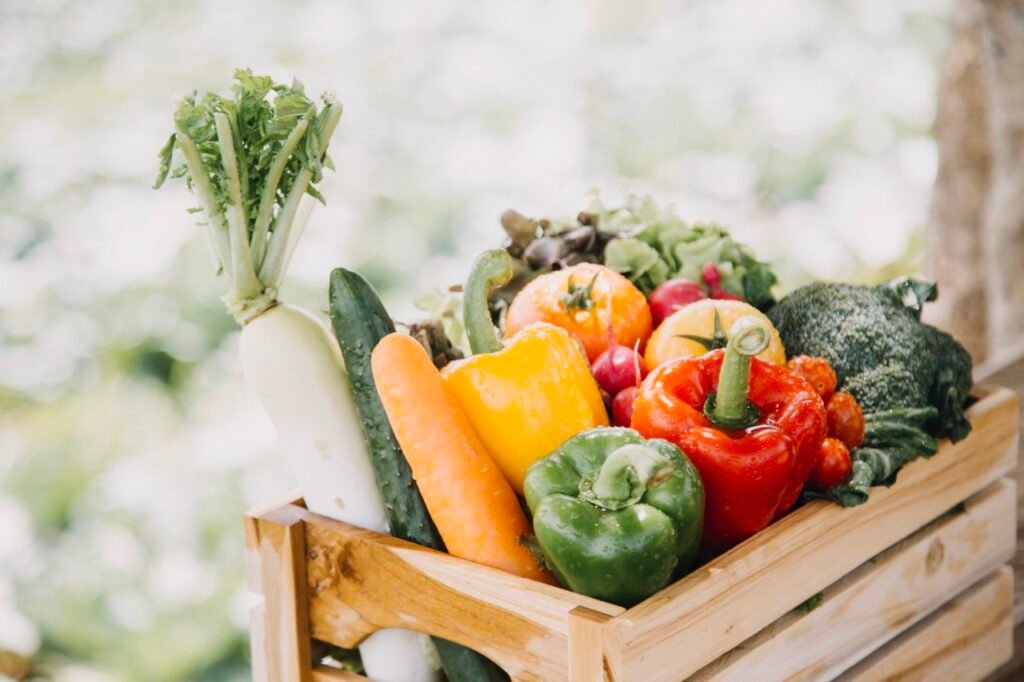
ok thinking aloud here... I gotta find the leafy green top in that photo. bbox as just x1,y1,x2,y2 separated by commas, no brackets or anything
154,69,343,323
597,195,778,310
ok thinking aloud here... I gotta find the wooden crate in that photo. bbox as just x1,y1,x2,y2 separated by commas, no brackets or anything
245,386,1019,682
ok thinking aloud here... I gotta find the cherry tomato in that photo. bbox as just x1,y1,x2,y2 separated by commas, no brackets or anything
786,355,838,400
827,391,865,448
810,437,852,489
613,385,639,427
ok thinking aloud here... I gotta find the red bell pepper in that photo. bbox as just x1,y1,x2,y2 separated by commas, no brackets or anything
631,316,827,552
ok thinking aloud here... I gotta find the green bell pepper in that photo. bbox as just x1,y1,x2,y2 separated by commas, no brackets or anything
523,427,704,606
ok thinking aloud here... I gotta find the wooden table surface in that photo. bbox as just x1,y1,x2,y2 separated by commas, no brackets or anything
978,349,1024,681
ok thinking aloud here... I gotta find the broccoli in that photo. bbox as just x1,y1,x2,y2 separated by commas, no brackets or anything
767,279,973,442
771,279,974,508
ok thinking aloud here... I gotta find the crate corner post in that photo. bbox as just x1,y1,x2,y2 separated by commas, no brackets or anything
245,503,314,682
568,606,616,682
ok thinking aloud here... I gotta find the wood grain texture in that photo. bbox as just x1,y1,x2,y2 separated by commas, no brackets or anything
977,350,1024,625
310,665,369,681
246,504,314,682
840,567,1014,681
606,386,1019,682
692,478,1016,681
245,490,306,593
569,607,612,682
986,612,1024,680
249,604,268,682
244,513,263,593
300,510,623,682
977,350,1024,681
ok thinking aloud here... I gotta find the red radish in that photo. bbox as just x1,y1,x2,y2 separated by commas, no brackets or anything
648,278,708,326
701,263,744,301
612,385,639,427
591,344,647,395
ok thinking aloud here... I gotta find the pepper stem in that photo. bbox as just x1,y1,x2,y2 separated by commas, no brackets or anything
579,444,674,511
464,249,513,355
708,316,770,429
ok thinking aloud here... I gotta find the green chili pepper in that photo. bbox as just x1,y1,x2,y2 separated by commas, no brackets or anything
523,427,704,606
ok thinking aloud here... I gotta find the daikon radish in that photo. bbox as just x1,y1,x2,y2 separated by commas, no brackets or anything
155,69,439,682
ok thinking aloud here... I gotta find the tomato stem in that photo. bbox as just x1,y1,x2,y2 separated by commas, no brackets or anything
676,309,729,350
561,272,600,311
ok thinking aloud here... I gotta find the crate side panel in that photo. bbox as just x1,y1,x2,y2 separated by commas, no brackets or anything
838,567,1014,682
692,478,1016,681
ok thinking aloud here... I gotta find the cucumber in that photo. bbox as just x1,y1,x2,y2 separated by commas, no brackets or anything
329,268,508,682
329,268,440,545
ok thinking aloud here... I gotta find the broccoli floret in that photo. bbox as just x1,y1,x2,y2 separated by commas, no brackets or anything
843,364,927,413
768,280,973,441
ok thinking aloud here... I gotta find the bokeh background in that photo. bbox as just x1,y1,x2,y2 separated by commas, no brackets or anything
1,0,952,679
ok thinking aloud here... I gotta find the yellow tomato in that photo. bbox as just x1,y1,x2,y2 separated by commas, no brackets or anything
644,299,786,370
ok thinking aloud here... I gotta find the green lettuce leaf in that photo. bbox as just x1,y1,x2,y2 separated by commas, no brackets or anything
603,238,671,293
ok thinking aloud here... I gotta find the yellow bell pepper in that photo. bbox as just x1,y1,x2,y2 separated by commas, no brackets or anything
443,250,608,493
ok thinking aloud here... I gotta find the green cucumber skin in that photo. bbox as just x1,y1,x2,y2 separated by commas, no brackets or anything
329,268,440,546
328,268,508,682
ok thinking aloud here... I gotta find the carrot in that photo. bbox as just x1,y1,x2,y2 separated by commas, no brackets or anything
372,332,554,583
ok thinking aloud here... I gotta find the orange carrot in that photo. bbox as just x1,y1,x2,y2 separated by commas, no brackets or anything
371,332,554,583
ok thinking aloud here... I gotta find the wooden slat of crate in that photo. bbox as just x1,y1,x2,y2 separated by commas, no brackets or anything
840,566,1014,681
692,477,1016,681
310,665,367,681
307,570,1014,682
299,511,623,682
607,386,1019,682
977,351,1024,628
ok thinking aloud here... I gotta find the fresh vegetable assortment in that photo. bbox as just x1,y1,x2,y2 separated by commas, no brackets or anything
161,70,979,646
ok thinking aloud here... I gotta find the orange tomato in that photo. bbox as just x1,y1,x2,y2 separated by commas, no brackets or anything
644,299,786,370
505,264,652,362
